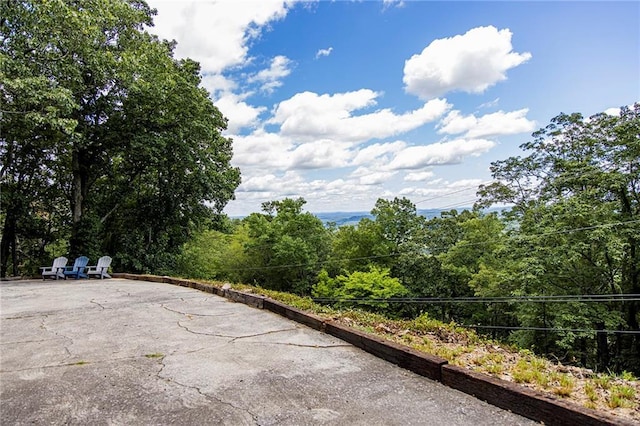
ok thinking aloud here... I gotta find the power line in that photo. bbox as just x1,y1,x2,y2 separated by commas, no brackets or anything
413,183,490,206
461,324,640,335
311,294,640,304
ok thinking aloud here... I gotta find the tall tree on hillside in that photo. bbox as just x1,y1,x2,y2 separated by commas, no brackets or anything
477,105,640,371
1,0,240,274
242,198,331,294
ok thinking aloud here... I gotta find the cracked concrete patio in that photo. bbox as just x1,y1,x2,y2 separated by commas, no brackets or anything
0,279,537,425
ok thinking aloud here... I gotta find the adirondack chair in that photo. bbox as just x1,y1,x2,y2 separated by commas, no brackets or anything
87,256,112,279
40,257,68,280
63,256,89,279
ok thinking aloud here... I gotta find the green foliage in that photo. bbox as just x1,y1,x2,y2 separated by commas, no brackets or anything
477,104,640,372
174,230,233,280
312,266,408,313
240,198,330,294
1,0,240,275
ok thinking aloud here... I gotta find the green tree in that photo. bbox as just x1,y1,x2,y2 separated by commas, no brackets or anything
477,105,640,372
327,218,390,274
313,266,408,314
1,0,240,274
241,198,331,294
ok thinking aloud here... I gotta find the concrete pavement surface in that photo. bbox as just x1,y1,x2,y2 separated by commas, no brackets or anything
1,279,538,425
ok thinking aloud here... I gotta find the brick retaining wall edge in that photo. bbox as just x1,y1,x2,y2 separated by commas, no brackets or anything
441,364,633,426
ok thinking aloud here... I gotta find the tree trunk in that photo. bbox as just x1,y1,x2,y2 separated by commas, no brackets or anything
0,213,16,278
69,149,90,257
595,322,609,372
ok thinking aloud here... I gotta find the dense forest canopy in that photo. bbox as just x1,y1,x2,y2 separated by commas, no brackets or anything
1,0,638,373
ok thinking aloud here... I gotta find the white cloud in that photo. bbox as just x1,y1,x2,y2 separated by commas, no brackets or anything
388,139,496,170
248,55,293,94
604,107,621,116
289,140,351,169
231,129,353,172
437,108,536,138
404,171,434,182
398,178,484,201
147,1,295,74
315,47,333,59
479,98,500,109
404,26,532,99
383,0,405,9
351,141,407,166
239,171,304,193
270,90,450,142
232,130,292,169
359,171,397,185
214,93,266,133
200,73,237,96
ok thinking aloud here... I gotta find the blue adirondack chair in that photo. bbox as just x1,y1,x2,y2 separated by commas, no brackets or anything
63,256,89,279
40,257,68,280
87,256,112,279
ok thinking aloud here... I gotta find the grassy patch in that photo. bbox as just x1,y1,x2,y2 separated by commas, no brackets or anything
144,353,164,358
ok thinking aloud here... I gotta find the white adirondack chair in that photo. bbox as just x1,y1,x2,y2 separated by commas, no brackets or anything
40,257,68,280
87,256,112,279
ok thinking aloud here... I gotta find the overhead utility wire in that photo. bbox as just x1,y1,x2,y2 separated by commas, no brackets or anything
413,183,491,206
311,294,640,304
461,324,640,335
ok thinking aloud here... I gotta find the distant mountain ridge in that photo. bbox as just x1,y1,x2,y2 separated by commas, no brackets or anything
233,207,508,226
314,208,481,227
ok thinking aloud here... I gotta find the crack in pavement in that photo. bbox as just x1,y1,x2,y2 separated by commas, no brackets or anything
0,353,172,374
176,321,302,343
0,338,64,345
39,316,74,354
154,354,259,424
3,313,49,320
90,299,106,309
162,304,236,317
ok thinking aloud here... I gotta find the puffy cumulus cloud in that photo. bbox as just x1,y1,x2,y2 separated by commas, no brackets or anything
404,26,531,99
269,90,450,142
227,165,415,215
437,109,536,138
214,93,266,133
359,171,397,185
351,141,407,166
348,166,397,185
289,140,352,169
200,73,237,96
231,130,352,171
604,107,621,116
231,130,292,169
388,139,496,170
404,171,434,182
239,171,304,193
147,0,295,74
248,55,293,94
315,47,333,59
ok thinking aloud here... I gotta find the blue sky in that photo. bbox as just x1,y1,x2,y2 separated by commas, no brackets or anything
146,1,639,216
